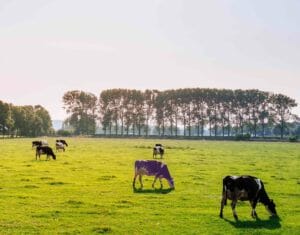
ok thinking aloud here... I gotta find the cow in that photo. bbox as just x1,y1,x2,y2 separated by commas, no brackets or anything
153,144,164,159
36,146,56,160
32,140,48,148
133,160,174,190
219,175,277,220
56,139,68,147
55,142,65,152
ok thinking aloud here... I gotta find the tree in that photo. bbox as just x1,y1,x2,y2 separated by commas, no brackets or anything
63,90,97,135
271,94,297,139
0,101,9,137
143,89,157,136
34,105,52,136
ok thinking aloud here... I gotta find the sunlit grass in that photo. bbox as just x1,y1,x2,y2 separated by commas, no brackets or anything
0,138,299,234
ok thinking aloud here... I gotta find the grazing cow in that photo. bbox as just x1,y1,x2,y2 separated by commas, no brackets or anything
219,175,277,220
56,139,68,147
153,144,164,159
55,142,65,152
36,146,56,160
32,140,48,148
133,160,174,189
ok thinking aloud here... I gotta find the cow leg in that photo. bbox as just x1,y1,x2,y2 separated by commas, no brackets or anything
152,176,158,188
219,193,227,218
36,152,40,160
250,200,258,219
139,175,143,189
159,177,163,189
132,173,137,188
231,200,238,220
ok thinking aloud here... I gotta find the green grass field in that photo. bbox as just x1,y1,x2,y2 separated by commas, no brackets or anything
0,138,299,234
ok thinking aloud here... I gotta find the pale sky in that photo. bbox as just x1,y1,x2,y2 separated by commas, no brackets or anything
0,0,299,120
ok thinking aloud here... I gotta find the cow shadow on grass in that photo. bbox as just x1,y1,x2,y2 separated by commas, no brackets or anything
223,216,281,230
133,187,173,194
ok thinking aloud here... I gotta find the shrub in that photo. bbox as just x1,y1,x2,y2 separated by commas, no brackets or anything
56,129,72,137
289,135,299,142
235,133,251,141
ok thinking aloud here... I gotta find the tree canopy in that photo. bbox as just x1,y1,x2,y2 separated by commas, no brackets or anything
0,101,53,137
63,88,298,138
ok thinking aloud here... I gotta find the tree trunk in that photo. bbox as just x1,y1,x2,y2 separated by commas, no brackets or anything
175,114,178,137
121,118,124,136
115,120,118,135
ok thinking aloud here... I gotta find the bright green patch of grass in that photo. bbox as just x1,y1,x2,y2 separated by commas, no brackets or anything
0,138,299,234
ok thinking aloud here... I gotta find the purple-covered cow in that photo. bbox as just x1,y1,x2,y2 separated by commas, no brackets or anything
133,160,174,190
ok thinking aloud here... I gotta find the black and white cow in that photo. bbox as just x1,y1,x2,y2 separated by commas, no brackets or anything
56,139,68,147
32,140,48,148
55,142,65,152
219,175,277,220
153,144,164,159
133,160,174,189
36,146,56,160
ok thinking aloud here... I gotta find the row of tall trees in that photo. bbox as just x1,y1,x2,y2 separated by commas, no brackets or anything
0,100,53,137
63,88,298,138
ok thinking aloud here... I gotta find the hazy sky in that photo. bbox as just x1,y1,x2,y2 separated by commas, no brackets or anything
1,0,299,120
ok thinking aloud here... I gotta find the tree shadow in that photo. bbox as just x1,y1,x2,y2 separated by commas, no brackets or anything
133,187,173,194
223,216,281,230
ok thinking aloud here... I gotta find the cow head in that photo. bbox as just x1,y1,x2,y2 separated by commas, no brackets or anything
266,199,277,216
168,178,175,189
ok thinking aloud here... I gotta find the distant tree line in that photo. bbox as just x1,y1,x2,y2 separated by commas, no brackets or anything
0,100,53,137
62,88,299,139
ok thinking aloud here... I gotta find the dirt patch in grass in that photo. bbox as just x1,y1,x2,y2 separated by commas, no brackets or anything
98,175,116,181
48,181,65,185
81,209,113,216
118,200,134,205
24,185,39,189
92,226,112,233
32,211,61,219
65,200,84,206
40,177,54,180
20,178,30,182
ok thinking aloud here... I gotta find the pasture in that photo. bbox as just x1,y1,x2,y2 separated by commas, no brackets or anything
0,138,299,234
